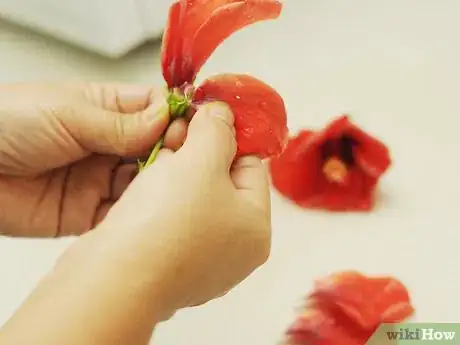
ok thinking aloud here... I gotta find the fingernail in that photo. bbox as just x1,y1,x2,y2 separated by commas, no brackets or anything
206,102,234,126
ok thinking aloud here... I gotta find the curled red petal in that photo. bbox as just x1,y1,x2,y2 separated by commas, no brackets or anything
302,168,376,211
295,115,391,177
283,272,414,345
173,0,244,86
193,73,288,159
285,300,367,345
269,115,391,211
188,1,282,80
269,133,377,211
180,0,244,44
161,0,283,88
311,272,379,329
311,272,415,330
344,120,391,178
269,130,322,203
286,308,337,345
161,1,185,88
352,137,391,178
369,277,415,324
181,0,243,32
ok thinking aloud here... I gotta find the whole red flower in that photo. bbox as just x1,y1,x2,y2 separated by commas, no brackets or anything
269,115,391,211
284,271,414,345
140,0,288,169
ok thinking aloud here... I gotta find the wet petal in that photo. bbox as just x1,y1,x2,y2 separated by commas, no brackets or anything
194,73,288,159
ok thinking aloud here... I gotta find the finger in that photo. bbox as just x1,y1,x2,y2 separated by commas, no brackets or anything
230,156,270,210
164,118,188,151
136,148,174,177
82,83,168,114
59,155,119,236
93,200,114,227
150,148,174,166
120,146,173,166
179,102,236,172
111,163,137,199
65,97,170,157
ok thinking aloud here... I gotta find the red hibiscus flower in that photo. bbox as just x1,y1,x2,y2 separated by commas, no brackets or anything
284,271,414,345
269,115,391,211
140,0,288,169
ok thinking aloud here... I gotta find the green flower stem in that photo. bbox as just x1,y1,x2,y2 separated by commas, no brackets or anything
138,90,191,171
143,137,164,168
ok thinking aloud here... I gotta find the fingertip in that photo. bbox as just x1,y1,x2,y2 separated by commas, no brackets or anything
164,118,188,151
180,102,237,171
141,101,170,142
196,101,234,129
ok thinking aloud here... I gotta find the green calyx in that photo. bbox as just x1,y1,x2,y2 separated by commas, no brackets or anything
138,88,192,171
167,92,191,117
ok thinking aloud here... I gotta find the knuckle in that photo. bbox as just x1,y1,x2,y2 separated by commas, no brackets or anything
233,155,263,170
112,115,129,154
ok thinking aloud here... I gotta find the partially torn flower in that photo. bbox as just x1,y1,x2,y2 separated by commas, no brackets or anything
284,271,415,345
140,0,288,169
269,115,391,211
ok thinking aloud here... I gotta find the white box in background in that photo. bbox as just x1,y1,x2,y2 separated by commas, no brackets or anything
0,0,174,57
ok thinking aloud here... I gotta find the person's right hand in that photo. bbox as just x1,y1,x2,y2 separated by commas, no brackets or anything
70,102,272,319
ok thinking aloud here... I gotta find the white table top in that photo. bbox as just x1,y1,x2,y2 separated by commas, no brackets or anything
1,1,459,343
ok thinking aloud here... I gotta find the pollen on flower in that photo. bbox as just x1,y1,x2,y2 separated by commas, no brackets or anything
323,156,348,184
300,308,319,319
270,115,391,211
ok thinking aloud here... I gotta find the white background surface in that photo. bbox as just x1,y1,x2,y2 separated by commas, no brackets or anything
0,0,173,57
1,0,459,344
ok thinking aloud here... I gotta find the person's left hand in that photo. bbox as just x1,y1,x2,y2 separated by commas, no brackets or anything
0,82,187,237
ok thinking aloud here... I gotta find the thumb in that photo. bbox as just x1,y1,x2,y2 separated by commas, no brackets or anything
231,156,271,211
66,96,170,157
179,102,236,171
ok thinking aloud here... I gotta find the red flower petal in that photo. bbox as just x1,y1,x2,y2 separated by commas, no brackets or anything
269,130,322,202
283,272,414,345
161,1,185,89
269,115,391,211
193,73,288,159
285,300,367,345
368,277,415,324
189,1,282,81
311,272,414,329
302,168,377,211
269,134,377,211
170,0,244,87
179,0,245,54
161,0,283,88
346,124,391,178
182,0,244,35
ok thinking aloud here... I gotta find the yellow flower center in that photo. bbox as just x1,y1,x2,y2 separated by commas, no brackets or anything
323,156,347,183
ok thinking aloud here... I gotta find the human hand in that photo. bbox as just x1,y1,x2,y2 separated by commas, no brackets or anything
78,102,271,319
0,82,187,237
